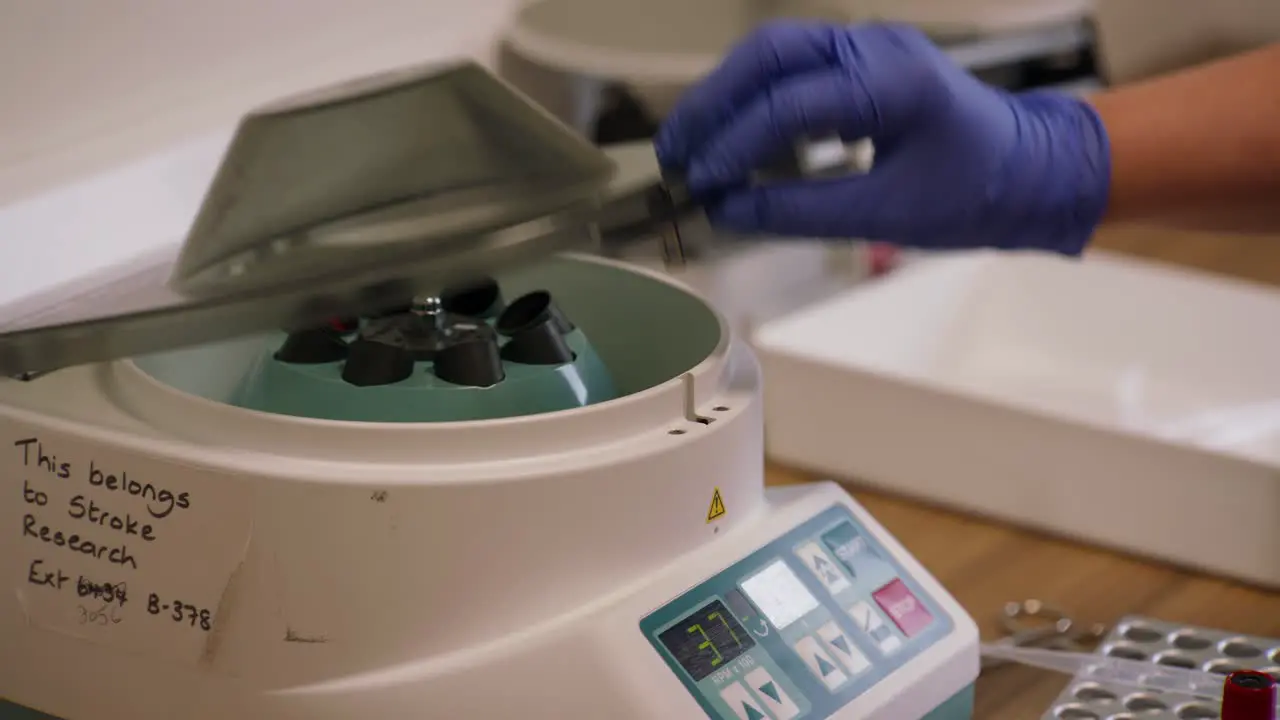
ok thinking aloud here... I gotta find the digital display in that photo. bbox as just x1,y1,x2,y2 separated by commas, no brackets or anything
657,599,756,682
739,559,820,630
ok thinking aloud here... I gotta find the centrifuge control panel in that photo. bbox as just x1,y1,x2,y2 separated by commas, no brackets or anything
640,505,954,720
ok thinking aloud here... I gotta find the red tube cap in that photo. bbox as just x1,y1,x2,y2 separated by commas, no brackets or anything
1221,670,1276,720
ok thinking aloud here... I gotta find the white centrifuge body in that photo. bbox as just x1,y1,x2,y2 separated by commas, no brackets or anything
0,59,977,720
0,257,977,720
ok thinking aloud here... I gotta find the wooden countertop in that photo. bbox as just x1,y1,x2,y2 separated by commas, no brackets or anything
765,225,1280,720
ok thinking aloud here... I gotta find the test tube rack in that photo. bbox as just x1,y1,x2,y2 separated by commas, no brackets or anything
1042,616,1280,720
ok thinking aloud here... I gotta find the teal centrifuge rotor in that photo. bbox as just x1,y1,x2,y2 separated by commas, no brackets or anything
231,276,617,423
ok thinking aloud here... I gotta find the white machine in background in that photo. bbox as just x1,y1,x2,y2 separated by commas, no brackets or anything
501,0,1099,141
0,63,978,719
1093,0,1280,84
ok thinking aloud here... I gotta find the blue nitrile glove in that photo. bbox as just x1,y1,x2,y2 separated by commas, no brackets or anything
654,21,1111,254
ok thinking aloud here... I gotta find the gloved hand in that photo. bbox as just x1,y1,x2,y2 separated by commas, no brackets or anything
654,21,1112,254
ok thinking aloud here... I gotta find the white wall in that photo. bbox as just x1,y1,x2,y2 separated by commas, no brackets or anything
0,0,521,204
1095,0,1280,84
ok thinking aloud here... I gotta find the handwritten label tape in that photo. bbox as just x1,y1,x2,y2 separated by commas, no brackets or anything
5,422,252,665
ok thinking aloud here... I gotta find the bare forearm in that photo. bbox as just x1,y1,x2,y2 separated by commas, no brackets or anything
1089,43,1280,233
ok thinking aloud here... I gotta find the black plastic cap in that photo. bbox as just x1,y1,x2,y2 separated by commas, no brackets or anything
328,317,360,334
548,303,575,334
500,326,575,366
433,337,505,387
496,291,574,337
274,329,349,364
440,277,505,319
411,345,440,363
1231,673,1272,689
341,339,415,387
366,302,414,320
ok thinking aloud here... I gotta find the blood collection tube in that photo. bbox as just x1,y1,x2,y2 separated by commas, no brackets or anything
868,243,899,277
328,317,359,334
1221,670,1276,720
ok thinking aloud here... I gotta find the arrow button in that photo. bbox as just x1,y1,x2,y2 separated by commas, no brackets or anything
758,682,781,704
818,620,871,676
793,635,849,691
744,668,801,720
719,682,773,720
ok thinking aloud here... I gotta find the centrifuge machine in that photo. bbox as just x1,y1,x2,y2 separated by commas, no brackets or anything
0,61,978,719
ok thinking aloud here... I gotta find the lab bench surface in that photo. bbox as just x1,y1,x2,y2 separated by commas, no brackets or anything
765,223,1280,720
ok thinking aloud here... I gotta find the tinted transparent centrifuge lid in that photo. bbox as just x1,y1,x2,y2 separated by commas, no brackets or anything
0,60,617,376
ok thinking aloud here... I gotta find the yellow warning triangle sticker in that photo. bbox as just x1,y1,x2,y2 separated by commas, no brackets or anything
706,487,726,523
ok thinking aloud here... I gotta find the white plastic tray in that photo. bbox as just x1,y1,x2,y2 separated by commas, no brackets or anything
754,249,1280,588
